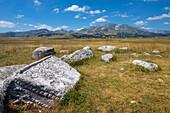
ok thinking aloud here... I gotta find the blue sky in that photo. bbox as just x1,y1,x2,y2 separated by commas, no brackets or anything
0,0,170,32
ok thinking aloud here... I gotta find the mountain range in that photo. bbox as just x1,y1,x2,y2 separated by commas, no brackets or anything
0,24,170,38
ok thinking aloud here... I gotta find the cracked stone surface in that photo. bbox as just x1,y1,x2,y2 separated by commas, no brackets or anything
101,54,113,62
98,46,116,52
0,64,26,82
32,47,55,59
61,46,93,62
132,60,158,70
0,56,80,110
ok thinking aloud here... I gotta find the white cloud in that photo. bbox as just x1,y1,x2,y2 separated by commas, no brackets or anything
164,7,170,10
140,27,152,30
89,9,106,15
134,20,147,26
147,12,170,20
15,14,24,19
114,12,129,18
82,17,87,20
53,8,59,13
145,0,157,1
77,27,85,31
54,26,68,30
163,22,170,24
33,0,41,6
91,16,108,26
128,2,133,5
64,5,89,12
34,24,68,31
74,14,81,18
0,20,16,28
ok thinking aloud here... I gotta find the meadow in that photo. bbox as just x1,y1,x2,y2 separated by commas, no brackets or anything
0,37,170,113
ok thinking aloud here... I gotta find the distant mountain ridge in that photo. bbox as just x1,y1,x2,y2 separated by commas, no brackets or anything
0,24,170,38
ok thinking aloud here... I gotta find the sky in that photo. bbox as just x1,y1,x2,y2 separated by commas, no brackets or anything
0,0,170,32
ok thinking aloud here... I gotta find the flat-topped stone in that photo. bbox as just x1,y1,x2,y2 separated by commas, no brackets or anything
152,50,160,54
132,60,158,70
61,47,93,62
32,47,55,59
0,56,80,109
101,54,113,62
98,46,116,52
119,47,128,50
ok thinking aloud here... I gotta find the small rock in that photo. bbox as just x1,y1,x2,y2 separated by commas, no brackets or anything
60,50,69,54
98,46,116,52
119,47,128,50
130,100,137,104
132,60,158,70
143,52,150,56
152,50,160,54
101,54,113,62
155,55,162,58
120,68,124,71
32,47,55,59
61,46,93,62
131,53,138,57
158,78,164,82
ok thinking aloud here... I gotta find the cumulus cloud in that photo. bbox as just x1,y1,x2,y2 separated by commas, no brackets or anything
140,27,152,30
147,12,170,20
163,22,170,24
33,0,41,6
90,16,108,26
0,20,16,28
15,14,24,19
89,9,106,15
74,14,81,18
134,20,147,26
77,27,85,31
64,5,89,12
164,7,170,10
34,24,68,31
143,0,159,2
53,8,59,13
82,17,87,20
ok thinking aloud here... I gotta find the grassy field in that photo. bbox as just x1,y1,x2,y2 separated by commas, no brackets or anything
0,37,170,113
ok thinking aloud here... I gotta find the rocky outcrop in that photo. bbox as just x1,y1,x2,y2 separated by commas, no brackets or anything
132,60,158,70
32,47,55,59
0,56,80,109
101,54,113,62
61,47,93,62
98,46,116,52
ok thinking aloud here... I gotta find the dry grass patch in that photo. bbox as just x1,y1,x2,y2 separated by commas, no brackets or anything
0,37,170,113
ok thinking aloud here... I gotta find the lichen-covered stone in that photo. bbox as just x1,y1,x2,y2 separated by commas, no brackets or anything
32,47,55,59
101,54,113,62
98,46,116,52
132,60,158,70
0,56,80,109
152,50,160,54
119,47,128,50
60,50,69,54
61,47,93,62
